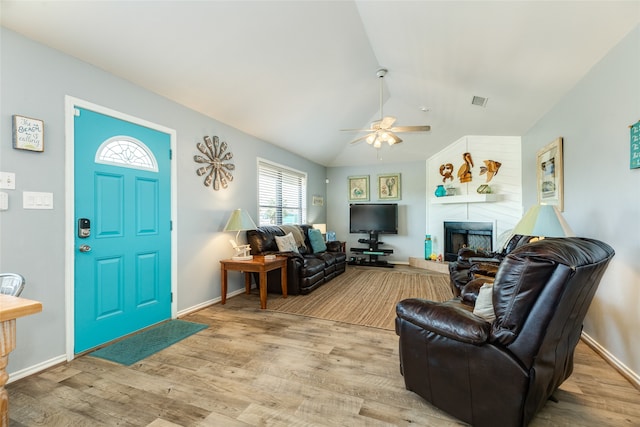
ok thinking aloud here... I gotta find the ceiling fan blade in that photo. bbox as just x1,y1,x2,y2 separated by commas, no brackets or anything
341,128,374,132
387,132,403,145
389,125,431,133
349,133,372,145
378,116,396,129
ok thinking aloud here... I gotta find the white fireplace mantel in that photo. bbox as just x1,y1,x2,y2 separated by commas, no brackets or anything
430,194,500,204
426,135,522,255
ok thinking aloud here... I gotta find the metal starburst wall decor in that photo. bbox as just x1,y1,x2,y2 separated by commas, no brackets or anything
194,135,235,190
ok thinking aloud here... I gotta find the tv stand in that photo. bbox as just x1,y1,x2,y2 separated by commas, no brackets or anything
349,231,394,268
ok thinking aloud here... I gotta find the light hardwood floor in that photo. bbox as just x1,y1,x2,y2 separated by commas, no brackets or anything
8,291,640,426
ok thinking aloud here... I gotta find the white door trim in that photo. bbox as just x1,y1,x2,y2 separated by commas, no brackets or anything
64,96,178,361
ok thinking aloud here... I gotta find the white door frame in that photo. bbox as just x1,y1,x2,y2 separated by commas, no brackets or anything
64,96,178,360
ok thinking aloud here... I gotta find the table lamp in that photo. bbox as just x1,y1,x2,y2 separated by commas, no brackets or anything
223,209,257,260
512,204,574,238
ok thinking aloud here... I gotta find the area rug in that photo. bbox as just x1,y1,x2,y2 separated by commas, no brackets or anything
90,319,208,365
266,266,453,331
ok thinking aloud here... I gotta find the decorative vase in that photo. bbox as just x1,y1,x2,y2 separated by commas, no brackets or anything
435,185,447,197
424,235,432,260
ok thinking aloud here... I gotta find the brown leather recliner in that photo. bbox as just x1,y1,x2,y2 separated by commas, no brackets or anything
448,234,535,296
396,237,615,427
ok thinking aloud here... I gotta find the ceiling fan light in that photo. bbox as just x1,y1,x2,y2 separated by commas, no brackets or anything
343,68,430,150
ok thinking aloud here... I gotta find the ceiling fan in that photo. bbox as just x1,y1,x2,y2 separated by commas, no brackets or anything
343,68,431,148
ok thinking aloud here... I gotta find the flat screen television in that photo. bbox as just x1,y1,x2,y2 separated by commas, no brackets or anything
349,203,398,234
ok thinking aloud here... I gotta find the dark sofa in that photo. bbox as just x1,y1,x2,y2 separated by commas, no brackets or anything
246,224,347,295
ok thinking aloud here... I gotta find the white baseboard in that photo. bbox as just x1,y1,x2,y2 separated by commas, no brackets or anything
581,332,640,390
8,354,67,384
176,287,247,318
177,298,217,317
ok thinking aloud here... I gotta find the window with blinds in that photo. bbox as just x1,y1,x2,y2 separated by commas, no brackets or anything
258,159,307,226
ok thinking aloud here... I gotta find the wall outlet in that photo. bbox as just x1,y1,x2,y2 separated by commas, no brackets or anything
0,172,16,189
0,192,8,210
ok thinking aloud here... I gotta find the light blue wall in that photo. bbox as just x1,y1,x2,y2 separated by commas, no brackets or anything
327,160,427,263
0,28,326,377
522,25,640,377
3,22,638,383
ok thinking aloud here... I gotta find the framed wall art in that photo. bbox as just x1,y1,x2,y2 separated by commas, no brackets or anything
378,173,401,200
536,137,564,211
630,120,640,169
13,115,44,152
348,175,369,202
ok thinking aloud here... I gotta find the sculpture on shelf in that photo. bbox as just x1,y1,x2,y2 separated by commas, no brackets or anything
439,163,454,183
457,152,474,183
194,135,235,191
480,159,502,182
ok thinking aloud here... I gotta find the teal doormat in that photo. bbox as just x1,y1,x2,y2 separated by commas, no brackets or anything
90,319,208,366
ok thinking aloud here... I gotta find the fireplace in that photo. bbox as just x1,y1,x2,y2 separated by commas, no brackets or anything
444,221,493,261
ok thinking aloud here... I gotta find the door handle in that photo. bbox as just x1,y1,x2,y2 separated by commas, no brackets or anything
79,244,92,253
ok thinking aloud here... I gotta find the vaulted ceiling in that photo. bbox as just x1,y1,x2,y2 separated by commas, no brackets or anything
2,1,638,166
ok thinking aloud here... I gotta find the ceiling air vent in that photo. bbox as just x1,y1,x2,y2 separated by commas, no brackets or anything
471,96,488,107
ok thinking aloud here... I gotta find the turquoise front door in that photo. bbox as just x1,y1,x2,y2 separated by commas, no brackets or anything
74,106,172,353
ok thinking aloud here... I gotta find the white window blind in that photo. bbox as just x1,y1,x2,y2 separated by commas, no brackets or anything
258,159,307,226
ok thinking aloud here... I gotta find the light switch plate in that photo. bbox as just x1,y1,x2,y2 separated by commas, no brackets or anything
0,172,16,189
23,191,54,209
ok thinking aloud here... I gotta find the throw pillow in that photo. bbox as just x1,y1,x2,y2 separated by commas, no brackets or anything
461,277,492,305
279,225,307,251
275,232,299,253
473,283,496,322
308,228,327,253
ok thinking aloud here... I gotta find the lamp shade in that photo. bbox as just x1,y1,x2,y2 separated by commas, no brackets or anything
312,223,327,234
512,204,574,237
223,209,257,232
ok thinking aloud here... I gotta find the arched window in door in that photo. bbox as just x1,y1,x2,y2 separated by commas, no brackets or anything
95,136,158,172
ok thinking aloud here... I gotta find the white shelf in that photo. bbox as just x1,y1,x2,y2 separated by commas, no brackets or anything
430,194,500,204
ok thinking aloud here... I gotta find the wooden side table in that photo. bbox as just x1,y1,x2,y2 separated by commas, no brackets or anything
220,256,287,309
326,240,345,253
1,295,42,427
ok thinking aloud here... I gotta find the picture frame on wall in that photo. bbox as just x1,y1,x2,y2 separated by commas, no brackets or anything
378,173,401,200
348,175,369,202
630,120,640,169
536,137,564,211
12,115,44,152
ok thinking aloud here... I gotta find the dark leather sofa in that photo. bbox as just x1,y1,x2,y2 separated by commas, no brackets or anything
395,237,615,427
246,224,347,295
